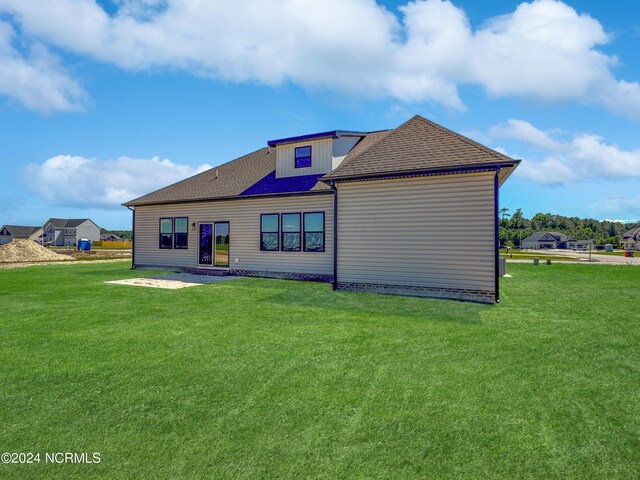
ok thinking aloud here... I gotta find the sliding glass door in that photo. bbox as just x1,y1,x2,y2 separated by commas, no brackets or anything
199,222,229,267
214,222,229,267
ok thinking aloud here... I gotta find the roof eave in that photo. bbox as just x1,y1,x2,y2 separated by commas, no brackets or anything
321,160,521,183
122,189,333,208
267,130,368,147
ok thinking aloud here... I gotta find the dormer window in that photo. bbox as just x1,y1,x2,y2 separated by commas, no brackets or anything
294,146,312,169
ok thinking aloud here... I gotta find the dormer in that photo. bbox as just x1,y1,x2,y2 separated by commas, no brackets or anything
268,130,367,178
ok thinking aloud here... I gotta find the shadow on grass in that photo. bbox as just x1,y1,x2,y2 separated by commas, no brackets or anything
253,278,489,325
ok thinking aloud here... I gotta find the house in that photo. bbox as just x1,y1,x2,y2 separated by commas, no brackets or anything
621,227,640,250
42,218,101,247
124,115,520,303
0,225,43,245
101,233,124,241
522,232,593,250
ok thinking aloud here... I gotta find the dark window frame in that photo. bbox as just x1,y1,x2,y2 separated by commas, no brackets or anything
174,217,189,250
294,145,312,169
159,217,173,249
303,211,325,252
260,213,280,251
280,212,301,252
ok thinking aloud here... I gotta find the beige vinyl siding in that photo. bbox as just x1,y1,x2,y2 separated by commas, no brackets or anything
276,138,333,178
134,194,333,275
336,172,496,291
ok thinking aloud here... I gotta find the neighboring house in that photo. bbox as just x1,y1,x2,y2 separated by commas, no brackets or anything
568,239,595,250
521,232,593,250
0,225,43,245
124,115,520,303
621,227,640,250
42,218,101,247
101,233,124,241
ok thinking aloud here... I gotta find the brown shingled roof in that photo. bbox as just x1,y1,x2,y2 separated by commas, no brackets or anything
125,148,274,206
323,115,517,181
125,115,519,207
124,147,331,207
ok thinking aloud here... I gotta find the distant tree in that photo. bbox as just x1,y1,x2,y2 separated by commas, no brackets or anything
497,209,640,248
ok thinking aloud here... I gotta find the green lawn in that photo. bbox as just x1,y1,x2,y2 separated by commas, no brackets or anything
1,262,639,479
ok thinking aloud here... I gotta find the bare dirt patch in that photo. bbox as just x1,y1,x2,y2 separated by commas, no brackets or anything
105,273,239,289
0,239,73,263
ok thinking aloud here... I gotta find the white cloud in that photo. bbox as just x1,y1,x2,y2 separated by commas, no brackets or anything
516,157,577,185
489,119,565,152
570,134,640,179
0,21,85,113
490,118,640,185
0,0,638,117
592,196,640,219
23,154,212,209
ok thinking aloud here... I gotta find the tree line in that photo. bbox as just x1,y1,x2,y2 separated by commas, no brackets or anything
498,208,639,248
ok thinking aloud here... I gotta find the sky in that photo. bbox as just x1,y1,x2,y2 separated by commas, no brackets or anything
0,0,638,230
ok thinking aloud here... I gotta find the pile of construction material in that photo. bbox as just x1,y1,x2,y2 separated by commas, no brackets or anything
0,240,73,263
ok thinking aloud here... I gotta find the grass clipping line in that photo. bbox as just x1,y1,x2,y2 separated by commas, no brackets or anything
0,239,74,263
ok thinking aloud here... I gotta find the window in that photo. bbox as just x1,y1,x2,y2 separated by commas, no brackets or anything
159,218,173,249
174,217,188,249
260,214,279,251
304,212,325,252
294,146,312,169
281,213,301,251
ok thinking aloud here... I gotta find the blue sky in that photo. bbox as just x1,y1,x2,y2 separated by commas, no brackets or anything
0,0,638,229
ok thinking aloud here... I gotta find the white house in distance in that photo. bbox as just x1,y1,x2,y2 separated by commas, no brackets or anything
521,232,594,250
124,115,520,303
43,218,101,247
0,225,43,245
621,227,640,250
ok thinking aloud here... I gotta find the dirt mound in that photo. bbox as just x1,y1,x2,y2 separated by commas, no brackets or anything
0,240,74,263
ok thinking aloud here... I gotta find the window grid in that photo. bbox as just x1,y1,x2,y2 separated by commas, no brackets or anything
259,211,325,253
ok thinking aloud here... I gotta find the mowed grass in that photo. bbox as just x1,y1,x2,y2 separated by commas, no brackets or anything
1,262,639,479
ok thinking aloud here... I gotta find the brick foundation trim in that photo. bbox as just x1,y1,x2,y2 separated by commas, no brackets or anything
133,264,331,283
336,281,496,304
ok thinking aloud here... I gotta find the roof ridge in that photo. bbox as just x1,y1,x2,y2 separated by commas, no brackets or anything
413,115,514,162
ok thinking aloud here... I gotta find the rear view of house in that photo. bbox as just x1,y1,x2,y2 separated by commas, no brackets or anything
43,218,101,247
124,116,520,303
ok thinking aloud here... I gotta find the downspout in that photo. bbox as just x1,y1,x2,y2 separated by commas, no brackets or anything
127,206,135,270
494,167,500,303
330,181,338,290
